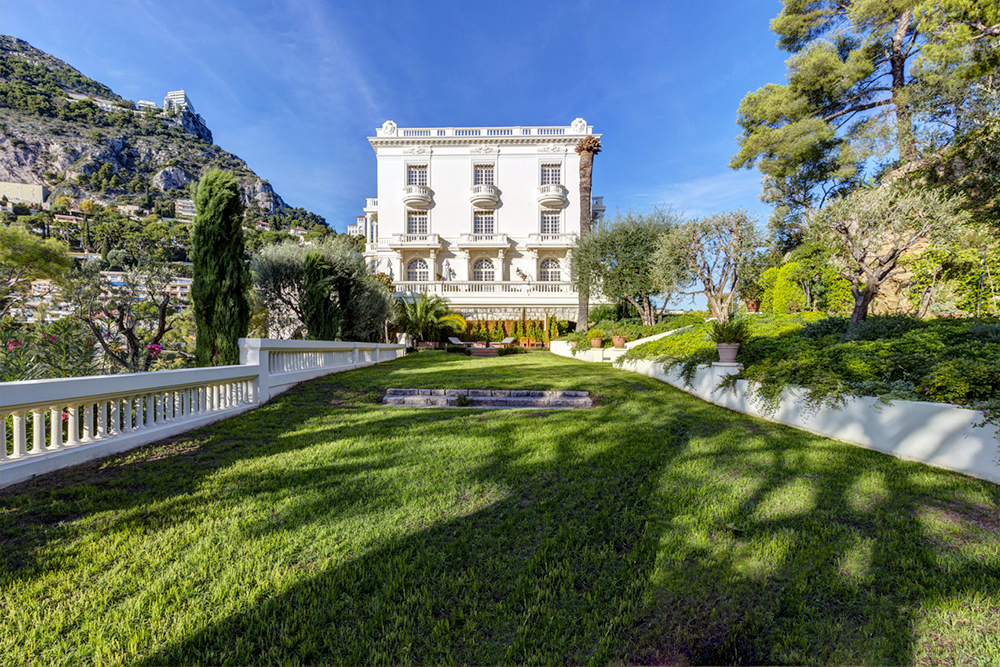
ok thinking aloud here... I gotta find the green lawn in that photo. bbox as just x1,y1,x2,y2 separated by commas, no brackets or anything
2,351,999,666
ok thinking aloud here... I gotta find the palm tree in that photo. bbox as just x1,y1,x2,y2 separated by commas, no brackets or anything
575,135,602,330
397,292,466,342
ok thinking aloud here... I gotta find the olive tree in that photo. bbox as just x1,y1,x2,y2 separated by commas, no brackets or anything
251,237,395,341
571,207,678,326
810,184,967,324
655,210,765,321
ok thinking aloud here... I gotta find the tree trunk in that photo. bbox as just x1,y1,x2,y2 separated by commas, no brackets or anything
576,150,594,331
891,9,917,164
850,287,877,325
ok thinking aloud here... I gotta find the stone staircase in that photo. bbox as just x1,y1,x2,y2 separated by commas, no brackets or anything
382,388,592,409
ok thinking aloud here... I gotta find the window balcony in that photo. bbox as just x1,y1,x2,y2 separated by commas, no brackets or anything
386,233,440,249
537,184,568,208
456,232,509,249
402,185,432,210
469,184,500,209
393,280,575,296
525,233,576,248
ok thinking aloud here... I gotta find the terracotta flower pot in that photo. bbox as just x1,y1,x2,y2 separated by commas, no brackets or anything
746,299,761,313
590,338,603,348
611,335,626,349
716,343,740,363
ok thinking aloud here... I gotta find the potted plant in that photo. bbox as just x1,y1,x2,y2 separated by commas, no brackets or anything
608,324,627,349
708,312,751,363
589,328,605,348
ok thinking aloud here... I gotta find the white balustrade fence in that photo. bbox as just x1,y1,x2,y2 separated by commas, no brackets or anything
1,338,403,489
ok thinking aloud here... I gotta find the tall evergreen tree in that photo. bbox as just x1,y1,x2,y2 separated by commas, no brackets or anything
191,169,250,366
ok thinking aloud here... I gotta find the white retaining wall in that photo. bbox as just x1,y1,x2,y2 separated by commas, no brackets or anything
1,339,404,489
551,341,1000,484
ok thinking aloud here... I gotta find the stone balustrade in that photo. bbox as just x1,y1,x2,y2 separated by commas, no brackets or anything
1,338,403,488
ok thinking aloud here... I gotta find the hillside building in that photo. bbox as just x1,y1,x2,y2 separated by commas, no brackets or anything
0,181,47,205
163,90,194,114
174,198,196,220
347,216,365,236
359,118,605,320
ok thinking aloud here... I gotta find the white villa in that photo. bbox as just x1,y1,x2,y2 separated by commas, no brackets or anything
359,118,605,320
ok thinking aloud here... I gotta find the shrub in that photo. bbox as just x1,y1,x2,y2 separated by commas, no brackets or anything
497,345,527,356
841,315,924,342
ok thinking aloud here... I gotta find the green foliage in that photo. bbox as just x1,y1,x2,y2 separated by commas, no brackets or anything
191,169,250,366
572,207,679,325
771,262,807,314
301,252,342,341
396,293,465,343
759,267,778,315
655,210,764,319
627,313,1000,431
496,345,527,356
0,225,72,319
708,312,751,344
560,313,704,350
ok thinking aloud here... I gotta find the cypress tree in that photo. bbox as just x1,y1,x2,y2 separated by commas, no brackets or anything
191,169,250,366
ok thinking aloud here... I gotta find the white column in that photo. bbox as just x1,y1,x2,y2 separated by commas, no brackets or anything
31,410,45,453
49,408,64,449
83,404,94,442
11,412,27,458
67,406,79,446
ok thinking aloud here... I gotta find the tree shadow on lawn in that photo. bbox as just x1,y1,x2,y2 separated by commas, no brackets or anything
140,391,708,666
625,410,1000,665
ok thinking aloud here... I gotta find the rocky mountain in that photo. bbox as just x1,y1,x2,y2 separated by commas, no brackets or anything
0,35,290,215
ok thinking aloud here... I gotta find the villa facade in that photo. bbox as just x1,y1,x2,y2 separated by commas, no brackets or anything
360,119,604,320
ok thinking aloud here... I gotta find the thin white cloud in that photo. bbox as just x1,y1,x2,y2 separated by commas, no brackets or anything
647,170,765,218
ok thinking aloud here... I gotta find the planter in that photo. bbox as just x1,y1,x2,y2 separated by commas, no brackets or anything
590,338,603,349
716,343,740,363
611,335,626,349
746,299,761,313
417,341,444,349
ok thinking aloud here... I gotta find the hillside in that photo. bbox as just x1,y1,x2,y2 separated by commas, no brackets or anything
0,35,294,217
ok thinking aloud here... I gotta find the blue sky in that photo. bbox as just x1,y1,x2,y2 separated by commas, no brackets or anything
4,0,790,232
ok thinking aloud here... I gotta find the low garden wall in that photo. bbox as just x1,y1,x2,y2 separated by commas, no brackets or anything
0,339,404,489
551,340,1000,484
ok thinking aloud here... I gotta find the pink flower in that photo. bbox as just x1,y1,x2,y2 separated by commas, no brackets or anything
146,343,162,357
6,340,22,351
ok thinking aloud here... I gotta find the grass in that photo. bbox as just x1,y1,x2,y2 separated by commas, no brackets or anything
2,351,999,665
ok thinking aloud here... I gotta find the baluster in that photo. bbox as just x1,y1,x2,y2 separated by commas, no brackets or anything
83,403,94,442
31,410,45,453
49,407,64,450
110,399,120,436
146,394,154,427
97,401,108,438
1,415,7,462
67,406,79,446
123,397,133,433
156,393,164,423
11,412,27,458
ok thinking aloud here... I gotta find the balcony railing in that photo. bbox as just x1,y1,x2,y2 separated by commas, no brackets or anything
402,185,432,209
537,184,568,208
526,233,576,247
394,280,575,295
469,184,500,209
457,233,509,248
387,233,441,248
364,198,379,210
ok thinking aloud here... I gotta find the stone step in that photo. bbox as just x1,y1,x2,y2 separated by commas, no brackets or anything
382,392,592,409
385,388,589,398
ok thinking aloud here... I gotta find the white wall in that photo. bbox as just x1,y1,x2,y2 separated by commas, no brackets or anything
550,341,1000,485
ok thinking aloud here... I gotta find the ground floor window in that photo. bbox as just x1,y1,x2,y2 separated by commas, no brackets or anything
539,258,561,281
407,258,429,281
472,258,495,282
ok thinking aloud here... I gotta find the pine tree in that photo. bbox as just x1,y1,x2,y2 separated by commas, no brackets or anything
191,169,250,366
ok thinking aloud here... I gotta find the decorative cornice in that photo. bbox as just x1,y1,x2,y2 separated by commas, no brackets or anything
537,145,568,153
402,147,433,155
470,146,499,154
369,135,596,148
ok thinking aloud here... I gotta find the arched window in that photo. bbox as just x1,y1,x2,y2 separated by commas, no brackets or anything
407,258,429,282
472,258,495,282
539,258,561,282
